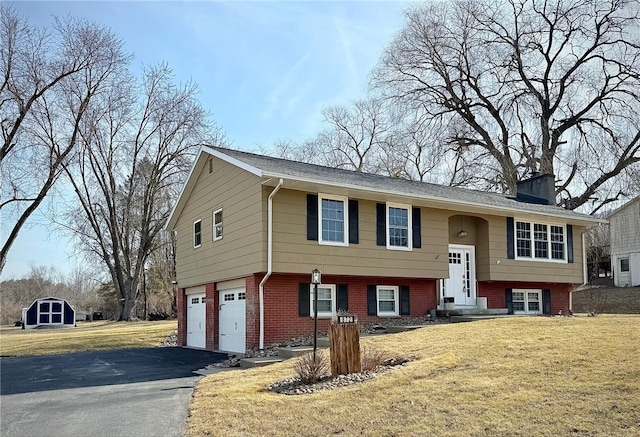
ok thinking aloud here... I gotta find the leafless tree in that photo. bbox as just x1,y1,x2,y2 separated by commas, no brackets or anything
61,64,219,320
0,6,130,274
373,0,640,211
314,98,392,173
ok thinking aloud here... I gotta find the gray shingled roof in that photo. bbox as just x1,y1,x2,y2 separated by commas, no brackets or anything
209,146,601,223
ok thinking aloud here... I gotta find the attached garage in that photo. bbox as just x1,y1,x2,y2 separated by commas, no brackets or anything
218,282,246,354
22,297,75,329
185,286,206,348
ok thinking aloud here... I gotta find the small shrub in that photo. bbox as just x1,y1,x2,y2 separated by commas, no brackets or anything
294,350,330,383
585,288,607,316
361,347,390,372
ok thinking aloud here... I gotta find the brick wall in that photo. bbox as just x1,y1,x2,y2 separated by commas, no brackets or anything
180,276,574,352
478,281,572,314
255,273,437,348
177,288,186,346
205,283,217,350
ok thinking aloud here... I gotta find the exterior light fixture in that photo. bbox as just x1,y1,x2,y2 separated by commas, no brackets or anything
311,268,322,361
457,216,468,238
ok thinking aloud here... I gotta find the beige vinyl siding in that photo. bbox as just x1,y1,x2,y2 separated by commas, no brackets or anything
270,189,449,278
174,158,265,287
483,217,584,283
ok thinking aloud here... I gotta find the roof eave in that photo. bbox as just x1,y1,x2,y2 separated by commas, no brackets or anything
260,171,605,226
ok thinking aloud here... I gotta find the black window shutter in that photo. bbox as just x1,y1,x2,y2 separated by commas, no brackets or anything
566,225,574,263
412,207,421,249
400,285,410,315
307,194,318,241
348,200,359,244
337,284,348,312
298,283,310,317
543,289,551,315
506,217,515,259
376,203,386,246
367,285,377,316
505,288,513,315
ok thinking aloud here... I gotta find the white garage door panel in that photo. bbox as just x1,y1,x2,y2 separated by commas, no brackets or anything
186,292,206,348
219,288,246,353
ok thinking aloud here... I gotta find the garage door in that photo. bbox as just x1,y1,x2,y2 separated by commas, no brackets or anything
186,288,206,349
219,288,246,353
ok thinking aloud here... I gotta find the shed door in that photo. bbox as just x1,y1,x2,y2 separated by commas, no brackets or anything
186,291,206,349
219,288,246,353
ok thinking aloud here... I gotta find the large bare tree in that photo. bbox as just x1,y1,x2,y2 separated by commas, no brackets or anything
61,64,217,320
0,6,130,274
373,0,640,212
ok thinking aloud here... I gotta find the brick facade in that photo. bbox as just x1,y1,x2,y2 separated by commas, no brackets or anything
177,288,186,346
477,281,572,315
177,276,574,352
243,273,438,347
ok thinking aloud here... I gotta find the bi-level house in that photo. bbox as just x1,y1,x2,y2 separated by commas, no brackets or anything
166,146,603,353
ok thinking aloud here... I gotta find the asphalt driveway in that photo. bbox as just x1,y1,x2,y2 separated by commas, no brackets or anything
0,347,228,437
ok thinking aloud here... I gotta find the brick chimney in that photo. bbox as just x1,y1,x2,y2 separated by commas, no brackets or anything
516,173,556,206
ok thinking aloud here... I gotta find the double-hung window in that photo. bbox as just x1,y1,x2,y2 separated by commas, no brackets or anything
515,220,565,261
512,289,542,314
193,219,202,248
213,208,223,241
319,194,348,246
377,285,399,316
387,203,412,250
309,284,336,318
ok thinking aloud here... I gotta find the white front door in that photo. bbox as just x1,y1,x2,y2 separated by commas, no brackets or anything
186,290,206,348
219,288,246,354
442,245,476,307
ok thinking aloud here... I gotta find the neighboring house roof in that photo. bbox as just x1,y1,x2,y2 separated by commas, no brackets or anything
606,196,640,219
166,146,605,230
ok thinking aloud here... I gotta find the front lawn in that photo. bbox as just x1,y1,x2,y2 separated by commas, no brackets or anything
0,320,177,356
187,315,639,437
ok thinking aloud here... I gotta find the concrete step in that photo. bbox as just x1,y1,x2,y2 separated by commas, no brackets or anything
239,356,285,368
386,325,431,333
450,314,532,323
277,346,314,358
437,308,509,316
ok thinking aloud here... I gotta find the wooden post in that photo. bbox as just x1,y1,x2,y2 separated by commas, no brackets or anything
328,315,361,376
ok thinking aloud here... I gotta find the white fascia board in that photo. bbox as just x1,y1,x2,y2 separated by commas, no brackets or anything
203,146,263,177
260,171,605,225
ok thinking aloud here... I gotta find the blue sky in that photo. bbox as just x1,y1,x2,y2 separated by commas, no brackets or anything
2,0,413,279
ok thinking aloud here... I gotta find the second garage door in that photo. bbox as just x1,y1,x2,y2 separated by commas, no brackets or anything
219,288,246,353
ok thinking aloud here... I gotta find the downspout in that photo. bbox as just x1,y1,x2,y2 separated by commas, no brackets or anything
572,230,589,313
258,178,283,350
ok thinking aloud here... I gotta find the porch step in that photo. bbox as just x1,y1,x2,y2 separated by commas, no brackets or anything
277,346,314,358
450,314,530,323
437,308,509,316
239,356,285,368
386,325,431,334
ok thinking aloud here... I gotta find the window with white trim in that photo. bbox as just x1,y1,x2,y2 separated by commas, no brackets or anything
512,289,542,314
387,203,412,250
309,284,336,318
319,194,348,246
377,285,399,316
213,208,223,241
193,219,202,248
515,220,565,261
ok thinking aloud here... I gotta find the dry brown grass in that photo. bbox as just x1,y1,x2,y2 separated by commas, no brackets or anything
0,320,176,356
187,316,640,437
